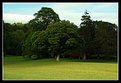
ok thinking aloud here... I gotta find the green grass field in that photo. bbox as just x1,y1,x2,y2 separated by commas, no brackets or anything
3,56,118,80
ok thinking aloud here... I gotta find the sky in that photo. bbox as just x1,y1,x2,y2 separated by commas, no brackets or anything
3,2,118,26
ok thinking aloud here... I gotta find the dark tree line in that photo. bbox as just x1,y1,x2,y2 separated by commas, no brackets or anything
3,7,118,61
78,11,117,60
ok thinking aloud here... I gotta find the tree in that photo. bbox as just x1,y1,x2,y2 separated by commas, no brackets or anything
29,7,60,31
9,29,25,55
31,30,49,58
11,22,25,31
46,20,83,61
21,7,60,59
94,21,117,59
22,30,49,59
3,22,26,56
79,10,95,60
22,32,34,58
3,22,13,55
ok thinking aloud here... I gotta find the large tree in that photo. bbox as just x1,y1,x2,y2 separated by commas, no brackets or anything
79,10,95,60
21,7,60,59
46,20,83,61
29,7,60,31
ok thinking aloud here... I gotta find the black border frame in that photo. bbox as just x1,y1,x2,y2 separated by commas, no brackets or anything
1,0,120,82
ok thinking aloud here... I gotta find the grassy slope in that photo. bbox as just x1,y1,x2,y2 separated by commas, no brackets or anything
3,56,118,80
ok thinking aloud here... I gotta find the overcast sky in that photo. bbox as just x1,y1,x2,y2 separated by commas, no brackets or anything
3,2,118,26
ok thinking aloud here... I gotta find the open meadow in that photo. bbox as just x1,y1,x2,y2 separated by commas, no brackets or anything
3,56,118,80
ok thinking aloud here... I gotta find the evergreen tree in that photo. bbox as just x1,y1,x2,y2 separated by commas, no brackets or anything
79,10,95,60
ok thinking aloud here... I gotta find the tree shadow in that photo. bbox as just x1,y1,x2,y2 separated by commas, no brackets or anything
71,59,117,63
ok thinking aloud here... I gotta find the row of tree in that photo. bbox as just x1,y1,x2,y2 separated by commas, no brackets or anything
3,7,117,61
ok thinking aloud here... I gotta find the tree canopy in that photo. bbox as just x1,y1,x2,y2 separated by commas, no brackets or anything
29,7,60,31
46,20,83,61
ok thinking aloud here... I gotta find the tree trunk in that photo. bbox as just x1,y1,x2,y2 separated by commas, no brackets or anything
78,56,81,60
56,54,60,62
83,52,86,60
55,55,56,59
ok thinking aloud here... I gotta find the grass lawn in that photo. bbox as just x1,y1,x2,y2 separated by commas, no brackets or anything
2,56,118,80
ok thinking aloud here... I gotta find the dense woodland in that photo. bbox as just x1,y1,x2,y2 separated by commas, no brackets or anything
3,7,117,61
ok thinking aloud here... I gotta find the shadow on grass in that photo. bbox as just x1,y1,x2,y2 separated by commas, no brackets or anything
3,55,117,63
70,58,117,63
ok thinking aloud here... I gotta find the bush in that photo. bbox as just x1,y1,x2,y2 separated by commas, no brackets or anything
31,55,39,60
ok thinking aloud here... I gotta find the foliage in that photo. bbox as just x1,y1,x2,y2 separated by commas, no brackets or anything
11,22,24,31
3,22,25,55
78,11,117,60
3,23,13,55
3,8,118,60
22,32,34,58
94,21,117,59
22,20,84,61
31,30,49,58
46,20,83,59
29,7,60,31
79,10,95,59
